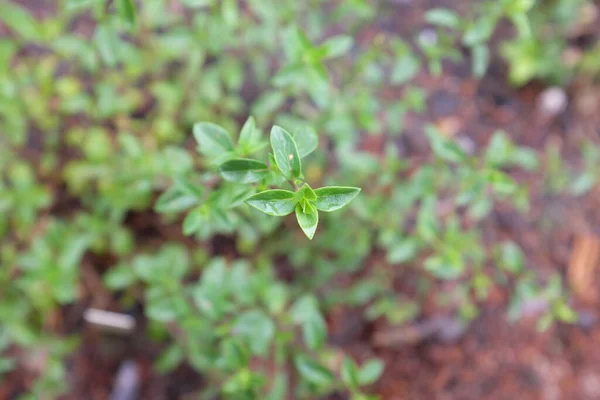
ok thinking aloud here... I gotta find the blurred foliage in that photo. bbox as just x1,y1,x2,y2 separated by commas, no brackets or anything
0,0,596,398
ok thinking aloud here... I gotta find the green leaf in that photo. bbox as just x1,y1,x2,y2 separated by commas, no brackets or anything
313,186,361,212
292,126,318,158
483,169,517,195
154,345,184,373
358,358,384,385
498,241,524,274
182,208,205,236
295,202,318,240
296,184,317,202
104,263,137,290
301,315,327,350
155,184,202,213
425,8,461,29
0,2,41,41
232,309,275,356
238,116,262,148
341,357,359,389
94,24,121,67
291,295,327,350
193,122,235,158
320,35,353,59
116,0,136,25
218,159,269,183
245,190,297,216
270,126,301,179
425,125,467,163
294,355,334,386
391,54,420,84
472,44,490,78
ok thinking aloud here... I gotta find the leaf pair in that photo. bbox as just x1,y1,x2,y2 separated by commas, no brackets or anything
245,185,360,239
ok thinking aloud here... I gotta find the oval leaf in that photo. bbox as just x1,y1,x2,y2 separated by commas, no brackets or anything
219,158,268,183
358,358,384,385
294,355,334,387
270,126,301,179
313,186,360,212
193,122,234,157
245,190,296,216
295,202,318,240
293,126,318,158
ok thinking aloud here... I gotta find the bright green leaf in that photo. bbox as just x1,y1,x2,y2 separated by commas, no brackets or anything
270,126,301,179
313,186,360,212
245,190,297,216
295,202,318,239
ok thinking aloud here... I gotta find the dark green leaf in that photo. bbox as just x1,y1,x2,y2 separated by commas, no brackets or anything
270,126,301,179
294,355,334,386
245,190,296,216
358,358,384,385
295,202,318,239
219,158,269,183
193,122,234,158
313,186,360,212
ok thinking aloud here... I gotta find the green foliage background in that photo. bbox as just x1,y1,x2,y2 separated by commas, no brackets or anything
0,0,597,398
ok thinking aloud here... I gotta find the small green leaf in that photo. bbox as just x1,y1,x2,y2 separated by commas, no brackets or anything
425,125,467,163
193,122,235,158
424,8,461,29
472,44,490,78
270,126,301,179
296,183,317,202
116,0,136,25
341,357,359,389
294,355,334,386
245,190,297,216
313,186,360,212
104,263,137,290
218,159,269,183
292,126,318,158
358,358,384,385
238,116,261,148
319,35,353,59
155,345,184,373
295,202,318,239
